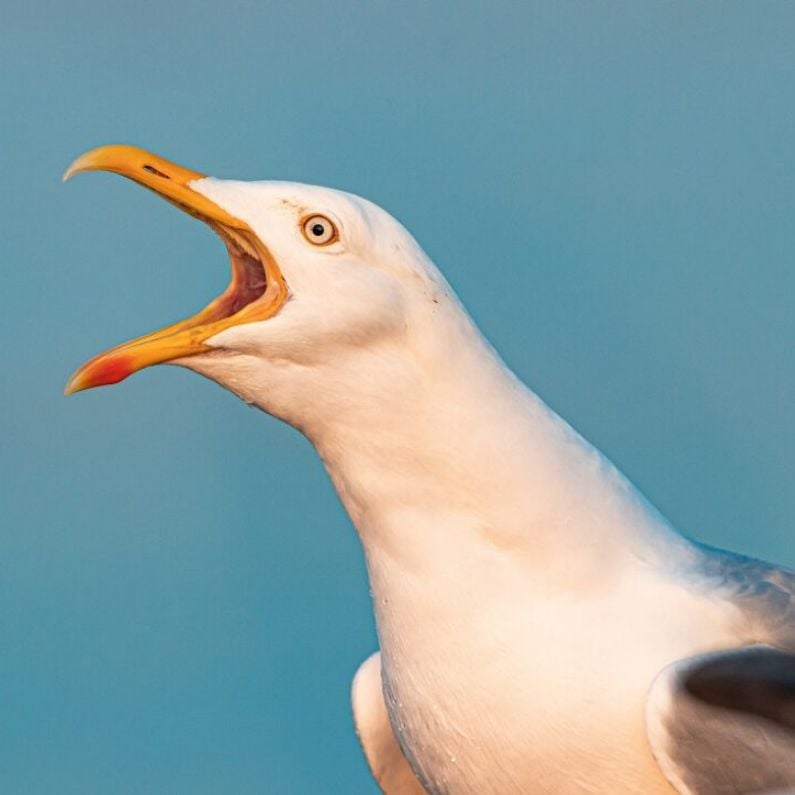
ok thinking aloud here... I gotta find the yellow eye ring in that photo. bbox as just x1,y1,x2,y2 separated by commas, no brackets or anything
301,214,338,246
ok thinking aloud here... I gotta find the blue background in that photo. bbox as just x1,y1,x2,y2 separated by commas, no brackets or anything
3,2,795,792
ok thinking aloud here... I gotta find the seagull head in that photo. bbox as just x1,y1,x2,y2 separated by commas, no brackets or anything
64,146,460,429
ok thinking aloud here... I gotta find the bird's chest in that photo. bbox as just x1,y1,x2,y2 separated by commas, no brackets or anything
371,570,701,795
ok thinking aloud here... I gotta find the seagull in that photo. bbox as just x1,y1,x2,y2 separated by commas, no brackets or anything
64,145,795,795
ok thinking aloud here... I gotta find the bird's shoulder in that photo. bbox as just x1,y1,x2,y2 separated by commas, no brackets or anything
351,652,427,794
647,644,795,794
694,543,795,650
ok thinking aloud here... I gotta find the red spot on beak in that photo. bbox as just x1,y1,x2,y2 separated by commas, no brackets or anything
90,354,134,387
65,352,136,395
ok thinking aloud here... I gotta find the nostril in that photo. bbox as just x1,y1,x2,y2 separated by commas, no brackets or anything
142,164,170,179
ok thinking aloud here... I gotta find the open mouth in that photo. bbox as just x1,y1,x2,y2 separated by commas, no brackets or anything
63,145,289,395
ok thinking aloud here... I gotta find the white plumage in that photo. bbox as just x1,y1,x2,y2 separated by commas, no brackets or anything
66,148,795,794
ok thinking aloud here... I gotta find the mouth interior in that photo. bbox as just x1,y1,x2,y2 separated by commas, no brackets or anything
212,225,269,320
63,146,293,394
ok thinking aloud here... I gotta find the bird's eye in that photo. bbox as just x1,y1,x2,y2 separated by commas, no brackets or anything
301,214,338,246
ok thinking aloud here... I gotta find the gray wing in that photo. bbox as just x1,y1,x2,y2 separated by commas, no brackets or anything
696,544,795,651
647,645,795,795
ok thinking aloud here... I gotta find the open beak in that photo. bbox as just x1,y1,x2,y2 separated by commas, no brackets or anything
63,145,288,395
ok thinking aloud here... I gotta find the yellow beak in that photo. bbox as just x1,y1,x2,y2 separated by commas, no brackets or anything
63,145,288,395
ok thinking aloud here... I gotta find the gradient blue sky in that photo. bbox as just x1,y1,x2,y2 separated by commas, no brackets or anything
3,2,795,792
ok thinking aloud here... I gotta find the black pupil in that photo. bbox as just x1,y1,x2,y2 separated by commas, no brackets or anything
311,223,325,237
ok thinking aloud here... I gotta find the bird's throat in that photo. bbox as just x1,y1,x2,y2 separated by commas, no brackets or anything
306,328,673,586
